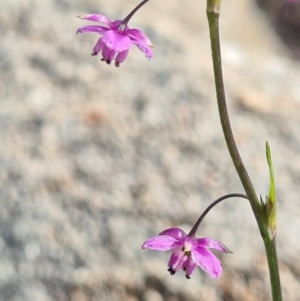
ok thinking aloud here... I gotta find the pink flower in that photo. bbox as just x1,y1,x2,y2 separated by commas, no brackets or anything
142,227,231,278
77,14,153,67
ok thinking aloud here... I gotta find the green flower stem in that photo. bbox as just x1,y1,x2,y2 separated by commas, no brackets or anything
206,2,282,300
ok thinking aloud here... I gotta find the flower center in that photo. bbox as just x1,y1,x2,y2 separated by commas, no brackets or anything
182,241,192,255
184,250,191,257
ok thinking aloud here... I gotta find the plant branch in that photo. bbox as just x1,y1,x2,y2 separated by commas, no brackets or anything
188,193,248,237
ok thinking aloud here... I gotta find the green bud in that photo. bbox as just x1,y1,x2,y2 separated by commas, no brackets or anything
265,141,276,239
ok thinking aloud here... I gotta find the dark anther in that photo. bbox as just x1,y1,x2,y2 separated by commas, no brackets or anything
115,61,120,67
167,268,175,275
91,52,98,56
101,58,111,65
185,275,191,279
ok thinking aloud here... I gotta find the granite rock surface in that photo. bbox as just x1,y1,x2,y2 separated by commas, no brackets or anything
0,0,300,300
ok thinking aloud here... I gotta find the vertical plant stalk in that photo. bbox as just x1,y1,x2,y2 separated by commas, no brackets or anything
206,1,282,300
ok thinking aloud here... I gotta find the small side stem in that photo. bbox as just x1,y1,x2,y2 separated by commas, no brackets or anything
206,2,282,300
188,193,248,237
121,0,150,26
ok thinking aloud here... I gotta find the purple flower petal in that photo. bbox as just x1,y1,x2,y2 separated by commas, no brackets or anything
159,227,186,241
92,38,104,55
142,235,182,251
101,30,131,53
168,247,184,271
101,44,116,62
191,247,222,278
77,14,112,25
115,49,130,66
77,25,109,35
134,43,153,59
184,256,197,278
127,29,153,59
196,237,232,253
127,28,153,47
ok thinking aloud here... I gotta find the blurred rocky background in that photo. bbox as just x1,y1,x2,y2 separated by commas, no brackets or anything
0,0,300,300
